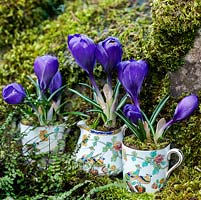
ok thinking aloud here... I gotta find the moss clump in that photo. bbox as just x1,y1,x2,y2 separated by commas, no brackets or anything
155,166,201,200
123,135,170,150
144,0,201,73
0,0,64,47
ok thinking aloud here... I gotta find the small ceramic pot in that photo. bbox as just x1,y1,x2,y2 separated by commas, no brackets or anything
122,142,183,193
75,120,126,176
20,123,65,155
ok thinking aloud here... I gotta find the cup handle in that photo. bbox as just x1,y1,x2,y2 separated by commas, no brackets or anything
166,148,183,179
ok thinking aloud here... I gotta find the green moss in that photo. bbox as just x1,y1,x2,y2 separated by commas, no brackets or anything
123,135,170,150
0,0,64,47
155,167,201,200
0,0,201,199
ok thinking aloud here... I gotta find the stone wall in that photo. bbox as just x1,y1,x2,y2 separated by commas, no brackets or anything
170,30,201,97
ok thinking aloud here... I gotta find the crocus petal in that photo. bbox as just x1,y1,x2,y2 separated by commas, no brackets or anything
117,60,134,84
68,34,96,75
136,60,149,78
96,36,123,73
172,94,199,122
2,83,26,104
49,71,62,100
34,55,59,92
96,44,108,71
123,104,143,125
117,59,148,106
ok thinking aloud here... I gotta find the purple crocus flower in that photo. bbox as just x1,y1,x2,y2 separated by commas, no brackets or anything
162,94,199,131
49,71,62,101
123,104,143,125
34,55,59,93
96,36,123,74
118,59,148,109
2,83,26,104
68,34,103,100
68,34,96,76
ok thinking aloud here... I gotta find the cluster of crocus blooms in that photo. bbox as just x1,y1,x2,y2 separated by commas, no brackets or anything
2,55,64,126
117,59,199,144
67,33,199,135
68,34,123,128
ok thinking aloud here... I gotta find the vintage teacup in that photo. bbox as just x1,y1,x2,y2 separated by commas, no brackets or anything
122,143,183,193
21,123,65,155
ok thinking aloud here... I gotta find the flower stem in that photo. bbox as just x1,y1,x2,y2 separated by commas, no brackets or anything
107,74,112,91
133,96,140,110
161,119,174,133
89,73,105,103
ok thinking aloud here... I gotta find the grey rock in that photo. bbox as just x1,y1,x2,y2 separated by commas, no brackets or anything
170,30,201,97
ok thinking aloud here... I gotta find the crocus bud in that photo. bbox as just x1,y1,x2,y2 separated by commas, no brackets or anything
162,94,199,130
68,34,96,75
2,83,26,104
123,104,143,125
118,59,148,108
172,94,199,122
49,71,62,100
96,36,123,74
34,55,59,93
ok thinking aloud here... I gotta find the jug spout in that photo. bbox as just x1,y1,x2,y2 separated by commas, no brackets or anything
77,120,89,129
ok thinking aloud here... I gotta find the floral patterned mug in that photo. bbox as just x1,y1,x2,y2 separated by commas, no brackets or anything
122,143,183,193
75,120,126,176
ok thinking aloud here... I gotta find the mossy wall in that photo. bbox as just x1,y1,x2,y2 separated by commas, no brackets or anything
0,0,64,47
0,0,201,199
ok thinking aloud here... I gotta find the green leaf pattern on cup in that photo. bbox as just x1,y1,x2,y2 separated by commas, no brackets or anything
124,150,168,176
78,134,122,175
